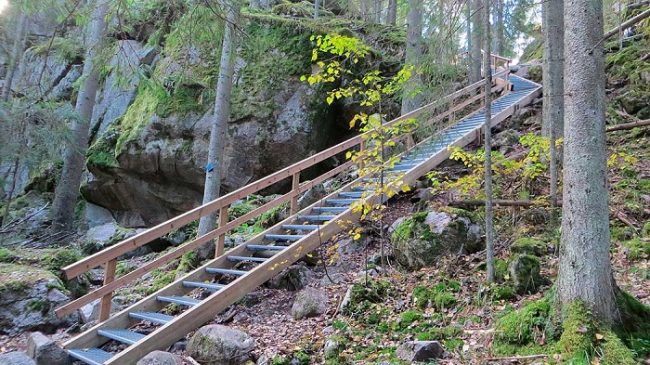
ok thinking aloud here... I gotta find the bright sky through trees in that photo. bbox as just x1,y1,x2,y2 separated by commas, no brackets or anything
0,0,8,14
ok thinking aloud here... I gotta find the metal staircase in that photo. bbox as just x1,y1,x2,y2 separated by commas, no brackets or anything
60,72,540,365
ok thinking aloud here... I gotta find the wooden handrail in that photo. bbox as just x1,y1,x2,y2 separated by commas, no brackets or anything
57,71,508,319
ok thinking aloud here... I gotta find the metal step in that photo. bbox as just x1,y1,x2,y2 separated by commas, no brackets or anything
129,311,174,325
282,224,320,231
247,244,287,251
326,198,357,205
297,215,337,222
97,328,145,345
68,348,113,365
183,281,225,292
227,255,268,263
312,206,348,213
264,234,304,241
205,267,248,276
339,191,364,198
156,295,201,306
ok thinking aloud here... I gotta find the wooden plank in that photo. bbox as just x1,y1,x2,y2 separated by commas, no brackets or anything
98,259,117,322
216,206,228,256
290,173,300,215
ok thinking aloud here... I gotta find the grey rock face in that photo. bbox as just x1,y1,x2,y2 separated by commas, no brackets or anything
136,351,183,365
0,265,75,335
91,40,155,138
396,340,445,362
290,287,328,319
26,332,71,365
187,325,254,365
0,352,36,365
14,49,70,97
267,264,314,291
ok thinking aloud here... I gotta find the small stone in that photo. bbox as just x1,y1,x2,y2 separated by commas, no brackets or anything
323,337,340,359
396,341,445,362
339,286,353,313
187,324,254,365
319,273,345,287
0,352,36,365
136,351,182,365
26,332,71,365
290,287,328,320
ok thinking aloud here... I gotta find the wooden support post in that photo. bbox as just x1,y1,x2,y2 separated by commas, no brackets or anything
216,205,228,256
290,173,300,215
98,258,117,322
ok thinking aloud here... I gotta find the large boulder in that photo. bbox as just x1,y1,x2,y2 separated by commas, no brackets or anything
391,210,484,269
26,332,71,365
136,351,183,365
290,287,328,319
267,263,314,291
396,341,445,362
509,254,545,294
187,325,255,365
0,352,36,365
0,264,75,335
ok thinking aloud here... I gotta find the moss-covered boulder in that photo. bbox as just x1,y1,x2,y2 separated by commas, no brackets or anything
510,237,548,256
391,210,483,269
0,264,75,335
508,254,545,294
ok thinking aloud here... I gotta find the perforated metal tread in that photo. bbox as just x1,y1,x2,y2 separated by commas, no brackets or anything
97,328,146,345
156,295,201,306
129,311,174,325
68,348,113,365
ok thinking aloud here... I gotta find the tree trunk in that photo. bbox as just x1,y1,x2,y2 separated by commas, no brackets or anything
494,0,504,55
51,0,109,231
314,0,320,18
558,0,618,324
249,0,260,9
1,12,28,102
373,0,382,23
469,0,482,84
401,0,423,114
387,0,397,25
542,0,564,207
196,1,241,259
482,0,495,283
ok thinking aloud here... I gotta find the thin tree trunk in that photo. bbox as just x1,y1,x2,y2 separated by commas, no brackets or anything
482,0,494,283
558,0,618,324
314,0,320,18
387,0,397,25
373,0,382,23
401,0,423,114
494,0,504,55
1,13,28,102
1,158,20,227
469,0,482,84
542,0,564,207
466,2,472,67
51,0,109,231
197,1,241,259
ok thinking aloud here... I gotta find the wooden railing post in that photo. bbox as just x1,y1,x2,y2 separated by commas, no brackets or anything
216,205,228,256
98,258,117,321
290,173,300,215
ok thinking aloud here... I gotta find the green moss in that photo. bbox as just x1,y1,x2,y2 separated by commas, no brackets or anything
0,263,59,293
615,290,650,350
492,285,517,301
399,310,422,327
622,237,650,261
411,280,459,310
0,248,17,263
142,268,177,295
558,301,595,360
228,201,258,220
345,279,392,315
600,330,636,365
115,85,162,155
494,297,552,346
509,254,544,294
32,36,84,62
511,237,547,256
642,221,650,238
495,258,509,282
26,299,50,315
42,248,81,276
